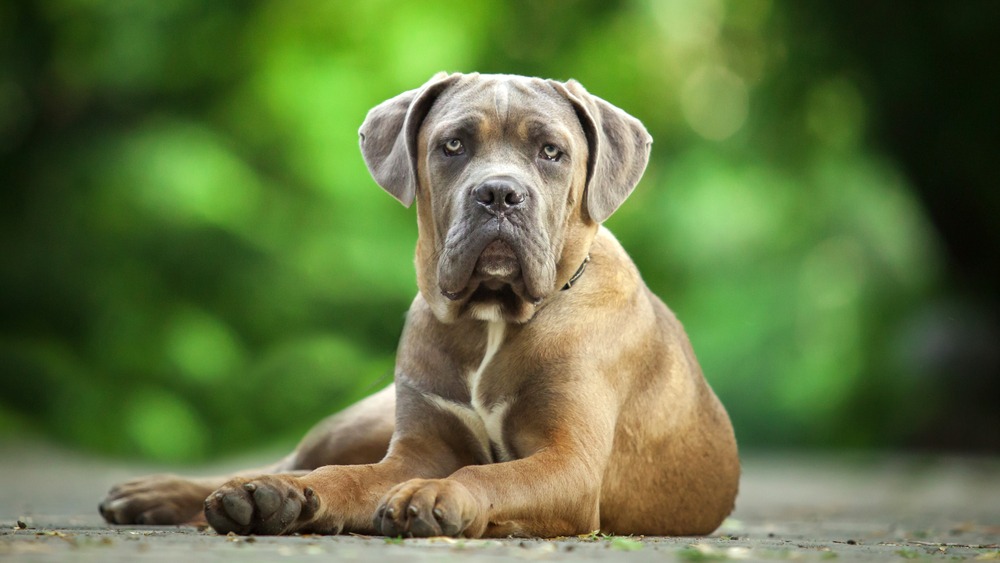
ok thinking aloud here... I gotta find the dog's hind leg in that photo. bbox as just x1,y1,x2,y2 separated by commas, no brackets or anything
283,384,395,470
99,385,395,525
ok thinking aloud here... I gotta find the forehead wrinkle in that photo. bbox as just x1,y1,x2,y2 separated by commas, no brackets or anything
426,112,486,141
431,78,579,145
519,118,573,146
493,81,510,124
527,119,562,139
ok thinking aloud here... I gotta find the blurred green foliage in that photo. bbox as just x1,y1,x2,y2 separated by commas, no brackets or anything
0,0,993,461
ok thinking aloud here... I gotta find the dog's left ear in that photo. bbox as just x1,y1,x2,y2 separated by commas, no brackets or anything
549,79,653,223
359,72,460,207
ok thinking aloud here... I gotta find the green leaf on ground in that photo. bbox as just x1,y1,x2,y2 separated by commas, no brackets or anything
610,536,643,551
678,546,729,561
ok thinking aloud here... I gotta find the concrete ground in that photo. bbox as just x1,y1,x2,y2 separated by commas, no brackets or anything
1,441,998,562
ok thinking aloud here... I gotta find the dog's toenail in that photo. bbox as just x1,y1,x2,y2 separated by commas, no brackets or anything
386,507,395,518
243,483,257,492
407,505,419,517
433,508,444,520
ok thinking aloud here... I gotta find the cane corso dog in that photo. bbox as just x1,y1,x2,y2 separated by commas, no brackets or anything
100,72,739,538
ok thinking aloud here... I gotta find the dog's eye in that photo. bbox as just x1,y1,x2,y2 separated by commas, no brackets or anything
443,138,465,156
540,144,562,161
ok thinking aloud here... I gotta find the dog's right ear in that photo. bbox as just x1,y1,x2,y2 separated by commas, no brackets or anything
359,72,459,207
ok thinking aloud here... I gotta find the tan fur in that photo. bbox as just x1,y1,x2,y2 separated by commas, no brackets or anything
99,73,739,538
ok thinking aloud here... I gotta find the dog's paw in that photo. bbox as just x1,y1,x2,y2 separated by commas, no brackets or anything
373,478,481,538
99,474,209,525
204,475,320,535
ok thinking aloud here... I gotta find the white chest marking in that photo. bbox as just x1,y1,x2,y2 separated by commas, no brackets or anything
423,320,513,462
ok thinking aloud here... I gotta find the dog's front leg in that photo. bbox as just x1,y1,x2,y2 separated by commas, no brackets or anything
374,402,616,539
374,452,602,538
203,398,474,536
202,463,387,535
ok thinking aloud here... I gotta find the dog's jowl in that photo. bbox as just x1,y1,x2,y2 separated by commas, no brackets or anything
99,73,739,538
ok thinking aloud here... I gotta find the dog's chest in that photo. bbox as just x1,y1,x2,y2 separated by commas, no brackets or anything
426,321,514,462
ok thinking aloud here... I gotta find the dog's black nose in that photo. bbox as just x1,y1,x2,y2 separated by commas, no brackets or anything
473,179,525,213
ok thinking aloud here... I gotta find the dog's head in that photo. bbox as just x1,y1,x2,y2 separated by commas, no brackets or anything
359,73,651,323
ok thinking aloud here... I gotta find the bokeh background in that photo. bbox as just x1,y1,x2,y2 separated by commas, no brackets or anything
2,0,997,463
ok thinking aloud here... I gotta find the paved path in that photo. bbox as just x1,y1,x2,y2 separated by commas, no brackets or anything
2,441,998,561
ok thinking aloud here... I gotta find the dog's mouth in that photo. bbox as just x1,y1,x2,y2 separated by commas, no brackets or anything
436,211,557,320
446,239,541,322
438,231,551,317
440,237,535,301
473,240,521,288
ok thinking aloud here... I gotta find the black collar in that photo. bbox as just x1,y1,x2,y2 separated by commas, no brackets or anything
561,255,591,291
